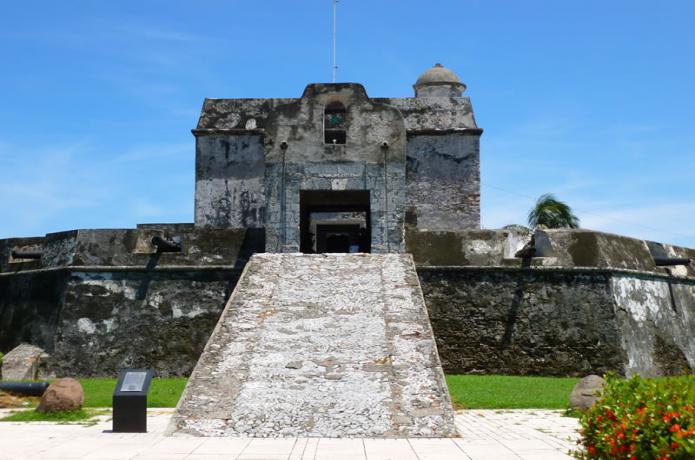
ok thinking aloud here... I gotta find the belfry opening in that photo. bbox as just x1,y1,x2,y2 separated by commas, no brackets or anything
299,190,371,254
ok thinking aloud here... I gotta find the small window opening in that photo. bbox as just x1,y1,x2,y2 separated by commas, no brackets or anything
324,101,346,145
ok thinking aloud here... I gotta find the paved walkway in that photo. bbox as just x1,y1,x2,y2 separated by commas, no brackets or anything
0,409,580,459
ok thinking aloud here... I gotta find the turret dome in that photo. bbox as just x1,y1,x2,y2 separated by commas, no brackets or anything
413,63,466,97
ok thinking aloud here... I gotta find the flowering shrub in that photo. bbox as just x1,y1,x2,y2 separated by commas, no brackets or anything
575,374,694,459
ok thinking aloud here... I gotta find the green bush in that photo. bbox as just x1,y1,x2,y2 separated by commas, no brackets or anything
575,374,694,459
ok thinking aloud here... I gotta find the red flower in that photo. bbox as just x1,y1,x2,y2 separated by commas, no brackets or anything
669,424,680,433
588,445,596,456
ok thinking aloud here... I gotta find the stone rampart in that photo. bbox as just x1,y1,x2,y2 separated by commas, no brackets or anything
1,226,692,378
0,226,263,376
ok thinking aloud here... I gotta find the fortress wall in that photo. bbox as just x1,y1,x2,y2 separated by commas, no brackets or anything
534,229,657,271
418,268,694,377
611,275,695,377
0,227,262,377
405,133,480,232
194,134,266,229
50,268,239,377
418,268,626,376
412,229,695,377
0,270,67,353
1,227,692,378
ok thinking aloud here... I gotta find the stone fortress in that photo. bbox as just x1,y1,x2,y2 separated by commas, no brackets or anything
1,63,694,391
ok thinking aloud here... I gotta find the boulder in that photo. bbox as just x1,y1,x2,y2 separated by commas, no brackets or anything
570,374,606,410
36,378,84,413
1,343,50,381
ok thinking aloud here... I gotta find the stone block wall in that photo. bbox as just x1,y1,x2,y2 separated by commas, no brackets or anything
195,134,266,229
192,84,482,252
0,270,67,353
50,269,239,377
264,162,406,253
0,226,263,377
611,274,695,377
410,228,694,377
418,267,694,377
405,134,480,231
419,268,625,376
1,226,692,377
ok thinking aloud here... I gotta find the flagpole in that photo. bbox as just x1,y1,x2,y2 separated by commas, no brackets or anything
332,0,338,82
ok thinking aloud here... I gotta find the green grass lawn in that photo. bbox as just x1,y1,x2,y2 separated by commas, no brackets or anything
79,377,187,408
0,408,107,423
80,375,576,409
3,375,577,413
445,375,579,409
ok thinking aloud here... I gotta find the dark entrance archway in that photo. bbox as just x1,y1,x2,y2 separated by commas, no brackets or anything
300,190,371,254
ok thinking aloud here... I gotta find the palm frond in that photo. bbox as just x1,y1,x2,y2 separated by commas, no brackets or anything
528,193,580,229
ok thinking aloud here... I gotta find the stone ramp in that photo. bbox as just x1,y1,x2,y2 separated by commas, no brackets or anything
167,253,456,438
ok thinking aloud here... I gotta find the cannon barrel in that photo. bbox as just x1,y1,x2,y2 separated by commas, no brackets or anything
151,236,181,253
11,250,42,260
654,257,691,267
0,381,49,397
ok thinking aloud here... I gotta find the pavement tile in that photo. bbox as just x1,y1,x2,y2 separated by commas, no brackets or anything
0,409,580,460
191,437,252,455
518,454,574,460
237,438,299,459
362,439,418,460
293,438,319,460
453,439,521,460
151,437,204,454
314,438,365,459
408,438,469,460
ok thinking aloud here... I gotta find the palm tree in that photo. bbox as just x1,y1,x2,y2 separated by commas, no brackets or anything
528,194,580,229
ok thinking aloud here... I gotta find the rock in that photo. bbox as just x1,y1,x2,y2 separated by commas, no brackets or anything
36,378,84,413
1,344,50,381
570,375,605,410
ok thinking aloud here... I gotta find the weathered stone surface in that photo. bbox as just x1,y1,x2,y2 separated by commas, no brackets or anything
1,343,50,381
0,227,264,377
405,134,480,232
407,229,521,266
49,270,237,377
37,378,83,413
534,229,655,271
0,271,66,354
569,375,606,410
193,81,482,250
610,275,695,377
418,268,626,376
168,253,456,438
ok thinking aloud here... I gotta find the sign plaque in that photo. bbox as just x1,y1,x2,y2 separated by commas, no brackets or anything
112,368,154,433
121,371,148,392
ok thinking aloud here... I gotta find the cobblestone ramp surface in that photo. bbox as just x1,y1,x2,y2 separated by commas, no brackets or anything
167,253,456,438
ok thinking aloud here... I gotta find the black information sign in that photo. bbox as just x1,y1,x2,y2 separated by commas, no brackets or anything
112,368,154,433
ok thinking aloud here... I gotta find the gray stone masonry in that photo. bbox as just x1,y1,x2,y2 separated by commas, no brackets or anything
168,253,456,438
193,81,483,246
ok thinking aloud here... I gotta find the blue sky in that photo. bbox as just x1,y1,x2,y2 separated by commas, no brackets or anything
1,1,694,247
